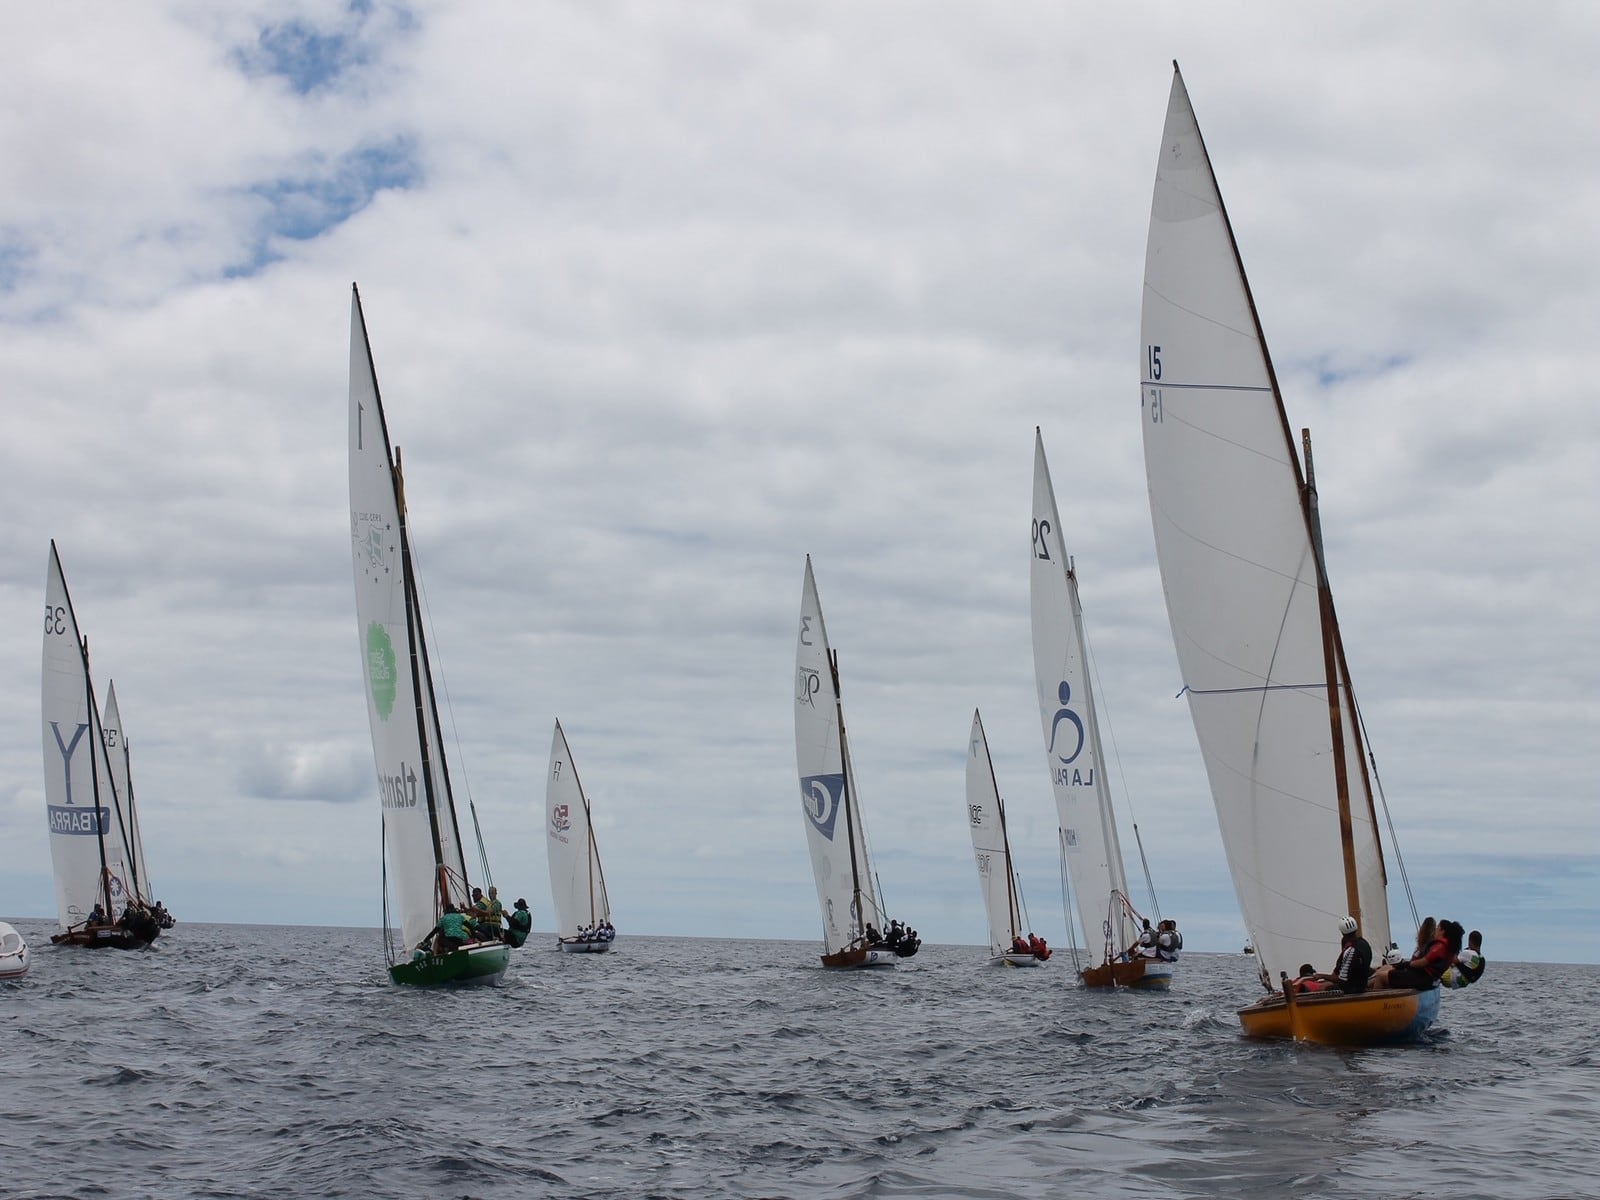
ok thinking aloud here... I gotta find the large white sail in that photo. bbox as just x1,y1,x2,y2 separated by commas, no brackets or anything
793,557,885,957
545,720,611,937
1029,431,1136,962
102,682,151,903
965,709,1020,954
41,543,137,929
1138,66,1390,983
348,286,471,955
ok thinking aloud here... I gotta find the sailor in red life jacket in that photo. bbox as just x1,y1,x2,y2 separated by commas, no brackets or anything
1027,932,1051,960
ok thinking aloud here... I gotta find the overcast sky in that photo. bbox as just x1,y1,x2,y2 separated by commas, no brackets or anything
2,2,1595,965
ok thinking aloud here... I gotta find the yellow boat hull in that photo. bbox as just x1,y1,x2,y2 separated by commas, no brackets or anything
1240,982,1439,1046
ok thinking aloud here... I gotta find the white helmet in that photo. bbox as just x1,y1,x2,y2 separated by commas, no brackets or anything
1337,915,1359,936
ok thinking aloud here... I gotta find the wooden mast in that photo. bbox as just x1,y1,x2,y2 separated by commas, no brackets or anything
1301,429,1362,926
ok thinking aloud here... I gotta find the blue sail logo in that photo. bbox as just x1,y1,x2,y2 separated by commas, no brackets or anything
800,773,845,841
1048,681,1086,765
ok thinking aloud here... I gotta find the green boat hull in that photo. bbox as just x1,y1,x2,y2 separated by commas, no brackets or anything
389,941,511,987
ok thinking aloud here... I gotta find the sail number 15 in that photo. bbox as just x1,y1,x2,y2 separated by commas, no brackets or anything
1145,344,1163,424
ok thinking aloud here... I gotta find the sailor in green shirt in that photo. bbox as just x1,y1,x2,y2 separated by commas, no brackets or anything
503,898,533,948
432,905,471,953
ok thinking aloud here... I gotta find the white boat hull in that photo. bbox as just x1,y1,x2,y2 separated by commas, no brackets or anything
0,922,32,980
558,937,614,953
990,952,1045,968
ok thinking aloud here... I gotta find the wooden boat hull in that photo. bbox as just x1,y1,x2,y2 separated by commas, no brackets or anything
49,925,157,950
389,941,510,987
557,937,614,953
1241,984,1440,1045
821,945,898,969
1081,957,1174,990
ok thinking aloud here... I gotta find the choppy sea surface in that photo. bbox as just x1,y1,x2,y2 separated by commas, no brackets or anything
1,921,1592,1200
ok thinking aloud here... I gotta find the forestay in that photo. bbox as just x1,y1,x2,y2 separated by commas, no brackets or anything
42,543,139,930
965,709,1020,955
1029,431,1135,962
545,720,611,937
793,557,885,957
348,287,471,955
1138,66,1390,983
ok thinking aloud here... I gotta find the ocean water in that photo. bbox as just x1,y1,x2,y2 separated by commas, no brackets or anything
0,920,1591,1200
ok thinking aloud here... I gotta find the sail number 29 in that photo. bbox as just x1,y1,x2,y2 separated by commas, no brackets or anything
1145,344,1163,424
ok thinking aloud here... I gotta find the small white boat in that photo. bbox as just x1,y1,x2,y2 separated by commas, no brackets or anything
0,922,29,980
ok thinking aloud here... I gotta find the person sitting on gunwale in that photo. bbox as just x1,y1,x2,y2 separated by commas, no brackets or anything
1370,919,1461,991
1297,915,1372,994
502,898,532,947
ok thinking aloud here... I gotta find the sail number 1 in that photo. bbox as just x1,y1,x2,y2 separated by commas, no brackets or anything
1145,344,1163,424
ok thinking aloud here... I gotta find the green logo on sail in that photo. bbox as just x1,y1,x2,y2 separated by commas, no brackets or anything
366,621,397,720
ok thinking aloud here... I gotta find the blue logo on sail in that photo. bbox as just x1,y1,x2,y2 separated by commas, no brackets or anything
800,773,845,840
1048,682,1086,764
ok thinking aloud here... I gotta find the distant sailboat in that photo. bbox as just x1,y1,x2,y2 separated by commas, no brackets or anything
793,557,920,968
42,542,157,949
1030,431,1178,989
965,709,1049,967
348,284,511,987
1139,65,1435,1043
102,682,171,929
546,720,616,953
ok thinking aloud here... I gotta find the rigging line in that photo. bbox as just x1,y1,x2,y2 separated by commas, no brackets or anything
1081,617,1158,914
380,811,396,967
1016,870,1033,935
409,553,495,889
1058,829,1083,974
1352,693,1418,931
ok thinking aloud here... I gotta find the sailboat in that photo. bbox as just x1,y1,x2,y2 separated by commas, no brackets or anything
545,720,616,953
1030,431,1177,989
102,683,171,929
1138,64,1435,1044
42,542,158,949
965,709,1049,967
348,284,511,987
793,556,920,968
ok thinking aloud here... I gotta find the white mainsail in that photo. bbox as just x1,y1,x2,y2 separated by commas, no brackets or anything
545,720,611,937
1138,65,1390,984
793,557,885,957
965,709,1022,955
42,543,138,929
1029,431,1137,962
102,681,152,903
348,285,473,956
